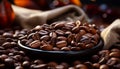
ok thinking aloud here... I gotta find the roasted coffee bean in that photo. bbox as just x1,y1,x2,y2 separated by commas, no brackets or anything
31,64,47,69
67,34,75,44
39,30,49,35
85,43,94,49
93,63,100,69
90,28,97,34
68,67,75,69
49,32,57,38
20,21,100,51
55,30,65,36
52,47,60,51
73,60,82,66
107,58,118,66
75,64,88,69
29,40,41,48
40,44,53,51
54,22,65,29
72,26,80,33
3,32,13,38
109,52,120,58
15,66,24,69
47,62,58,67
56,65,65,69
84,62,93,69
61,47,71,51
57,36,67,41
71,47,81,51
40,35,50,41
33,59,44,64
91,55,100,63
2,42,12,48
56,41,67,48
33,25,43,31
5,58,14,65
22,61,30,67
32,32,40,40
99,64,109,69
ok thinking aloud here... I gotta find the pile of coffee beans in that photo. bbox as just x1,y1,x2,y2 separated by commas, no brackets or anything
0,25,119,69
20,21,100,51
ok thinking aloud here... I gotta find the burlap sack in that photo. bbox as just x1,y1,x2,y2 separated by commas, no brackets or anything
12,5,89,29
101,19,120,49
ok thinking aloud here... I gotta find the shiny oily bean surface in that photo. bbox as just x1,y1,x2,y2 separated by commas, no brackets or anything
20,21,100,51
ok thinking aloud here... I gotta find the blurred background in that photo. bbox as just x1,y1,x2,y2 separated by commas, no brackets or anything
0,0,120,28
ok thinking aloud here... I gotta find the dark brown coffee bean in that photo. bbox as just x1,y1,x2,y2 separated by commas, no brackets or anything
61,47,70,51
55,30,65,36
109,52,120,58
65,31,72,36
99,57,108,64
91,55,100,63
15,66,24,69
5,58,14,65
68,67,75,69
56,65,65,69
3,32,13,38
22,61,30,67
31,64,47,69
47,62,58,67
75,64,88,69
67,34,75,44
57,36,67,41
39,30,49,35
90,28,97,34
73,60,82,66
84,62,93,69
21,39,28,45
13,55,22,61
93,63,100,69
2,42,12,48
33,59,44,64
49,32,57,38
32,32,40,40
61,62,69,69
52,47,60,51
26,39,33,45
72,26,80,33
40,35,50,41
29,40,41,48
56,41,67,48
33,25,43,31
80,26,90,32
71,47,81,51
99,64,109,69
54,22,65,29
75,33,82,42
107,58,118,66
85,43,94,49
77,43,86,49
40,44,53,51
71,40,77,47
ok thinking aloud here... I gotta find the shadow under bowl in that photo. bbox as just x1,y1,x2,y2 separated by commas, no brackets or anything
18,39,103,61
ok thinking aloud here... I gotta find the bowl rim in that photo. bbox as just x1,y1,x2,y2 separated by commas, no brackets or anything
18,39,103,55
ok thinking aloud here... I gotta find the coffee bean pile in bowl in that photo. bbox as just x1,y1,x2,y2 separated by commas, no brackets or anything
18,20,103,59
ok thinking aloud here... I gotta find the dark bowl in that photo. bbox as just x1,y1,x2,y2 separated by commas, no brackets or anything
18,39,103,61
